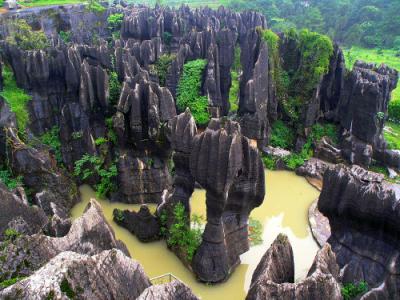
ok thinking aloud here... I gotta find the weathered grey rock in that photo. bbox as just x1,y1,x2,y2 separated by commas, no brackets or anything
314,137,342,164
190,119,265,283
0,249,151,299
114,205,160,242
138,280,200,300
246,234,342,300
0,199,128,283
0,183,48,239
296,157,333,190
318,165,400,298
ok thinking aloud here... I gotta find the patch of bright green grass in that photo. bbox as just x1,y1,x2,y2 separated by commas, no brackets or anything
17,0,84,7
343,46,400,106
0,66,31,131
384,122,400,150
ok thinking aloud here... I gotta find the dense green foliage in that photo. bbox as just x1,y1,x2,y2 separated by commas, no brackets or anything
228,46,241,112
74,155,117,198
166,203,202,262
87,0,106,13
155,54,175,86
341,281,368,300
262,155,277,170
177,59,210,126
223,0,400,49
269,120,295,149
0,66,31,131
40,126,62,165
107,13,124,31
59,30,72,44
6,19,49,50
109,71,122,106
0,167,23,190
60,278,76,299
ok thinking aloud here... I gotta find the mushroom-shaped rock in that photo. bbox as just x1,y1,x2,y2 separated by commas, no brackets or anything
246,234,342,300
0,249,151,299
190,119,265,283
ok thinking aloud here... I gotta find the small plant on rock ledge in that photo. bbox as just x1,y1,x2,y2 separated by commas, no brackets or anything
341,281,368,300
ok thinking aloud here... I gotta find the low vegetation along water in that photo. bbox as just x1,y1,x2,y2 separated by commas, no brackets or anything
71,170,319,300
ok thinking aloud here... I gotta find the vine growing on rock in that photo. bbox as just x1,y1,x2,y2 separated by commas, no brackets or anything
109,71,122,106
74,155,117,198
177,59,210,126
40,126,63,165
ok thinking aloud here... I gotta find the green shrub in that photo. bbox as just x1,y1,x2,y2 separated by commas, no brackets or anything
107,13,124,31
0,66,31,131
59,30,71,43
74,155,117,198
155,54,175,86
113,209,125,222
309,122,339,145
270,120,295,149
71,131,83,140
109,71,121,106
177,59,209,126
40,126,62,164
87,0,106,13
0,277,26,289
3,228,21,241
167,203,202,262
6,19,49,50
60,278,76,299
262,155,277,170
341,281,368,300
228,46,241,112
0,168,23,190
162,31,173,46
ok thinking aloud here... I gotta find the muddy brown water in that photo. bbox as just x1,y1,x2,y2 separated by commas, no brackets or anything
71,170,320,300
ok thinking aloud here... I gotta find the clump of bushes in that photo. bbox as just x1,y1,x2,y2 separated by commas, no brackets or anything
164,203,202,262
6,19,49,51
270,120,295,149
74,155,117,198
109,71,121,106
0,167,23,190
341,281,368,300
107,13,124,32
177,59,210,126
155,54,176,86
40,126,62,165
228,46,241,112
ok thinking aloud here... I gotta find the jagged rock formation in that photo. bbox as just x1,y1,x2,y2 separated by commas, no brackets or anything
113,205,160,242
0,199,128,283
337,62,399,168
4,127,79,215
137,280,200,300
0,183,48,238
246,234,342,300
189,119,265,283
0,249,151,299
319,165,400,299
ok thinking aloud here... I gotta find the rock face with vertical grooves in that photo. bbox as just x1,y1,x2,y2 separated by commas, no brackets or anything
190,119,265,283
246,234,342,300
318,165,400,299
0,249,151,299
137,280,200,300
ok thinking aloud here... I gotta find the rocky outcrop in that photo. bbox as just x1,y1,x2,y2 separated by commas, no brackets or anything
113,205,160,242
336,62,399,168
0,249,151,299
238,29,271,148
0,199,128,283
318,165,400,298
296,157,333,190
189,119,265,283
246,234,342,300
0,183,48,239
138,280,200,300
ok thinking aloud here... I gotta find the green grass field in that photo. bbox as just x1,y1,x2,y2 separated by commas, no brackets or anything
343,46,400,106
384,122,400,150
17,0,84,7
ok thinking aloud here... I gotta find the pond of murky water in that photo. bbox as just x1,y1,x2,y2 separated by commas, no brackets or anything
71,170,319,300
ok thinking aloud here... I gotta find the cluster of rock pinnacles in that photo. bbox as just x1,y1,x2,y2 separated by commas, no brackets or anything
0,2,399,299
